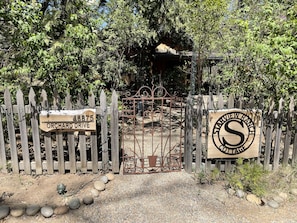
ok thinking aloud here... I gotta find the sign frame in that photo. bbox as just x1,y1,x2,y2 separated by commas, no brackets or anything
39,109,96,132
207,109,262,159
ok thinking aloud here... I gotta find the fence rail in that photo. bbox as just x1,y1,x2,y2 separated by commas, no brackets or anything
0,88,119,174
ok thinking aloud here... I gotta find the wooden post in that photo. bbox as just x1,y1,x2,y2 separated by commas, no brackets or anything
224,93,235,173
29,88,42,174
195,95,203,173
89,91,99,174
100,90,109,173
273,98,284,170
292,113,297,165
264,100,274,170
4,89,19,173
41,89,53,174
111,90,120,173
184,94,193,173
282,97,294,166
66,93,76,173
77,93,87,173
17,89,31,174
0,106,7,173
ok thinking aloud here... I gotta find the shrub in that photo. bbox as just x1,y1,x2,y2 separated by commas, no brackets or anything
227,158,268,197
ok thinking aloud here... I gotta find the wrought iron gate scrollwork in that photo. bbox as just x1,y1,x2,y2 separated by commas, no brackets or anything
120,85,184,174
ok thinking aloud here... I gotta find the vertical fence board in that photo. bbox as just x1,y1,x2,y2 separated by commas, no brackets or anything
273,98,284,170
17,89,31,174
111,90,119,173
292,116,297,165
195,95,203,173
0,107,7,172
218,93,224,109
29,88,42,174
77,93,87,173
41,90,53,174
264,100,274,170
224,94,235,172
184,95,193,173
282,97,294,166
100,90,109,173
89,92,98,173
56,132,65,173
66,93,76,173
4,89,19,173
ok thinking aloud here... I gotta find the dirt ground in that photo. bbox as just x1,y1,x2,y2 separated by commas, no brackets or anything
1,171,297,223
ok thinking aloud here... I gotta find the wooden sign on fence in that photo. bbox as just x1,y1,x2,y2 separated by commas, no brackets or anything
39,109,96,132
208,109,262,159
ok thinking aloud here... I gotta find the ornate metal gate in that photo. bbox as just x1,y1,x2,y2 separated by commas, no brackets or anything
121,86,184,174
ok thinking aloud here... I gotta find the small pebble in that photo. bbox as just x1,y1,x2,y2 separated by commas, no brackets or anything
0,206,10,220
41,206,54,218
106,173,115,181
90,188,100,197
290,188,297,196
236,189,245,198
268,200,279,209
94,181,106,191
26,205,40,216
83,196,94,205
100,175,109,184
68,198,81,210
246,194,261,205
54,205,69,215
10,207,25,217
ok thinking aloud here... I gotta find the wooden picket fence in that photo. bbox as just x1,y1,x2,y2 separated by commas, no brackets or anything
0,88,119,175
1,87,297,175
184,93,297,173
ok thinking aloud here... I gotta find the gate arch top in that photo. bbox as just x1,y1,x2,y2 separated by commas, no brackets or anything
123,85,177,100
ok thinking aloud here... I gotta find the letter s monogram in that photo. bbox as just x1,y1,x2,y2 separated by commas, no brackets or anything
222,120,245,147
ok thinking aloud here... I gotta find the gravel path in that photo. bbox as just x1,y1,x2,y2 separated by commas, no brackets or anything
80,171,297,223
3,171,297,223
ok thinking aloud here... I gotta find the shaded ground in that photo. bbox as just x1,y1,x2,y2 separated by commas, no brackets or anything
1,171,297,223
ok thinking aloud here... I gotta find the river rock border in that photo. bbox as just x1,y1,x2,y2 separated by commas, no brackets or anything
0,172,115,220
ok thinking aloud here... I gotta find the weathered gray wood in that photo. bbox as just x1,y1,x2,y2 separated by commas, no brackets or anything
227,93,235,108
273,98,284,170
16,89,31,174
78,132,87,173
29,88,42,174
0,107,7,173
88,92,98,173
224,93,235,173
77,94,87,173
57,131,65,173
4,89,19,173
184,94,193,173
264,100,274,170
215,93,226,171
292,115,297,165
208,92,214,110
111,90,119,173
41,90,54,174
66,93,76,173
218,93,224,109
282,97,294,166
195,95,203,173
100,90,109,173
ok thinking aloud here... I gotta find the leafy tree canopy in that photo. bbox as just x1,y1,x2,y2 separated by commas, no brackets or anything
218,0,297,103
